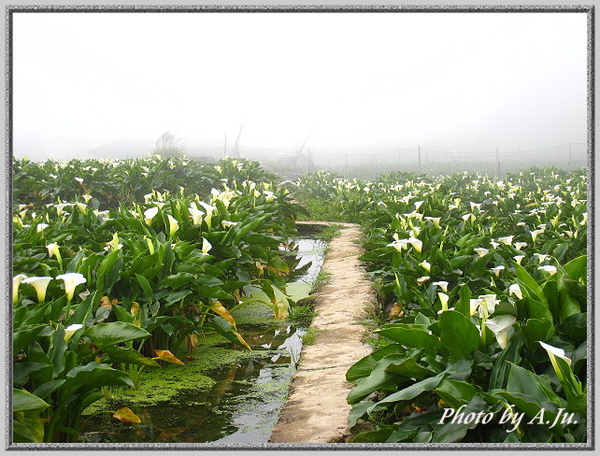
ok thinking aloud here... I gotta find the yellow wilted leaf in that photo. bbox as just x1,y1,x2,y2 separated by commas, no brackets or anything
210,301,236,327
153,349,185,366
273,301,289,320
185,333,199,350
113,407,141,424
233,330,252,351
158,427,187,439
100,296,112,308
388,302,404,318
131,302,141,327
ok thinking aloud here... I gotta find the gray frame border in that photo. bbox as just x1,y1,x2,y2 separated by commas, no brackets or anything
3,3,595,452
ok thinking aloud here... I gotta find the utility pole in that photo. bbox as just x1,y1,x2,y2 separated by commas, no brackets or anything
568,142,572,170
418,145,421,172
374,153,378,178
223,133,227,157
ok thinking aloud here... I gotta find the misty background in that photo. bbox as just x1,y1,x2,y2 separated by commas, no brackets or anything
12,11,588,177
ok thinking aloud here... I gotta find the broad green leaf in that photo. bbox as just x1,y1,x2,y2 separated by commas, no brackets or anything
135,273,155,298
48,325,67,378
13,325,47,354
12,389,50,412
64,362,134,390
455,284,471,317
13,362,52,385
348,401,374,428
562,255,586,284
13,412,45,443
161,272,196,290
84,321,150,349
521,318,553,349
369,373,446,411
515,263,548,307
435,379,478,409
32,379,66,400
439,310,480,360
558,286,581,324
352,428,394,443
376,324,439,351
346,344,405,382
432,394,487,443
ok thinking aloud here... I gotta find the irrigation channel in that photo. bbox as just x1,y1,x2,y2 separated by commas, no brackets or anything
78,223,375,444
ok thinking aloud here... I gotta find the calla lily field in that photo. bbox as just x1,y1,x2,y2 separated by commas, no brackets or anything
12,156,588,445
294,168,588,443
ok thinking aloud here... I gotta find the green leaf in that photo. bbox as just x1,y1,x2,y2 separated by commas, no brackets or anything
562,255,586,283
84,321,150,349
32,379,66,400
161,272,196,290
13,389,50,412
135,273,155,298
455,284,471,317
369,373,446,412
432,395,487,443
521,318,553,349
64,362,134,390
346,344,404,381
348,401,374,428
515,263,548,307
435,379,478,409
48,325,67,378
376,324,439,351
439,310,481,360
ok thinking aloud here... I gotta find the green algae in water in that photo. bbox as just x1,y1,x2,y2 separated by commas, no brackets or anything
79,238,326,444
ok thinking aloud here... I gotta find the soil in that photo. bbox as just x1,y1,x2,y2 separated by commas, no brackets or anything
269,222,377,443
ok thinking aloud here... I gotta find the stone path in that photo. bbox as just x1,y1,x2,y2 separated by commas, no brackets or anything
269,222,377,443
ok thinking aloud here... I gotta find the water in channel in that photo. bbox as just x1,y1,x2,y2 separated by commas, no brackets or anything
79,238,327,444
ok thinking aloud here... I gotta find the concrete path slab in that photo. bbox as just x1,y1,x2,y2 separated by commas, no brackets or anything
269,223,376,443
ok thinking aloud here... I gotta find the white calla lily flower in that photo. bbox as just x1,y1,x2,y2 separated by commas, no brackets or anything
202,238,212,254
64,323,84,342
13,274,28,304
538,265,557,275
474,248,489,257
22,276,53,303
56,273,87,302
497,236,513,246
167,215,179,236
432,281,449,293
484,315,516,349
144,206,159,224
509,284,524,300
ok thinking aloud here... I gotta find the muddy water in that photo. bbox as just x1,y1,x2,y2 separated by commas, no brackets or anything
78,239,326,444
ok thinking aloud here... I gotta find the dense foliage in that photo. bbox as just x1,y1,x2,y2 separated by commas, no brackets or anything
296,167,588,443
12,156,306,443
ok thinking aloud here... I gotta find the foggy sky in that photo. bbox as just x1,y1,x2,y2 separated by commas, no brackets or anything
13,11,588,161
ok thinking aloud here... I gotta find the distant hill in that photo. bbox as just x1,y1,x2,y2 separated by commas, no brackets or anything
84,139,155,159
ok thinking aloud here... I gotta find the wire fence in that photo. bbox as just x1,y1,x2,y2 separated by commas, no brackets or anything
294,142,589,179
